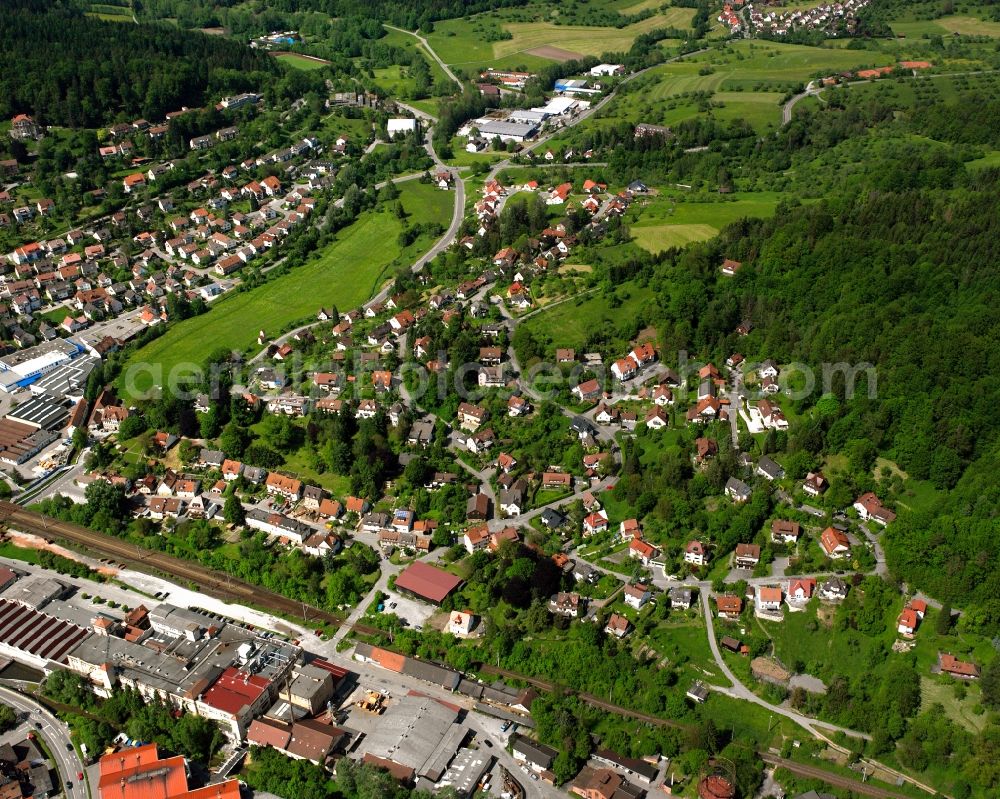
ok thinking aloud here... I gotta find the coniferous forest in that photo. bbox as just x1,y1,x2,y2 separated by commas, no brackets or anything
0,0,276,127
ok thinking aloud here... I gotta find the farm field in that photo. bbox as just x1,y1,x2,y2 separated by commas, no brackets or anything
891,14,1000,38
119,182,453,399
629,193,785,253
274,52,330,70
572,40,891,136
425,6,694,74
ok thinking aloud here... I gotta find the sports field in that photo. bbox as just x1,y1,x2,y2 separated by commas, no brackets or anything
274,53,330,71
119,182,453,399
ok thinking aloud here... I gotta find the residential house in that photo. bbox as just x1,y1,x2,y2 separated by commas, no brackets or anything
938,653,981,680
604,613,631,639
771,519,801,544
733,543,760,569
715,595,743,620
802,472,828,497
549,592,582,618
466,493,491,521
685,540,708,566
670,587,694,609
820,526,851,559
582,511,609,536
853,492,897,526
695,437,718,463
629,538,658,566
818,576,849,602
645,406,669,430
756,455,784,481
457,402,488,431
756,586,783,614
265,472,303,502
463,524,490,554
786,578,816,605
897,607,920,638
572,379,602,402
619,519,641,541
623,583,651,610
725,477,752,503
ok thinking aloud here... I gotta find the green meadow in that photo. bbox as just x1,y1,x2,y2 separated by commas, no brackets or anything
120,182,453,399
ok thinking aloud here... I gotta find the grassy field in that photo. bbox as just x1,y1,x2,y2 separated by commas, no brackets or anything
425,7,694,73
494,12,695,59
891,14,1000,37
274,53,330,71
573,40,893,136
919,677,987,733
120,182,452,399
629,192,785,253
378,29,453,91
518,281,652,352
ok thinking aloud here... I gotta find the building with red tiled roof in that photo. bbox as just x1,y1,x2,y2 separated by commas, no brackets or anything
938,652,980,680
98,744,242,799
820,526,851,559
199,667,272,739
393,561,463,605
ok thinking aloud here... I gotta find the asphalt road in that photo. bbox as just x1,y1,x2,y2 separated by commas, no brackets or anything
0,685,87,799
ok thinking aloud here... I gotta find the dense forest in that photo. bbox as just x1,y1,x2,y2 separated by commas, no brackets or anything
136,0,529,33
0,0,276,127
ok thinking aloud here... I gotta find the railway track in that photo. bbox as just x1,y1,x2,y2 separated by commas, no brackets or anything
760,753,918,799
0,501,343,627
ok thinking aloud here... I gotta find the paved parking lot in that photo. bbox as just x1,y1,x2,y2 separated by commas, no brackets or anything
379,588,436,630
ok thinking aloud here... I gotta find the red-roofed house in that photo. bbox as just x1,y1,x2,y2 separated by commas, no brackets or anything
853,492,896,526
715,595,743,620
897,607,920,638
629,538,658,565
938,652,980,680
820,527,851,559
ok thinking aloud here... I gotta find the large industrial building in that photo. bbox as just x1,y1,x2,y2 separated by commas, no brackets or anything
97,743,241,799
64,603,300,740
0,338,85,392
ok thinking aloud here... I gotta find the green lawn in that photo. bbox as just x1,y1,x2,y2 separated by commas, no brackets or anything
919,677,987,733
645,615,729,687
631,223,719,252
891,14,1000,37
279,447,352,497
630,192,785,253
761,597,898,684
0,542,42,565
119,182,452,399
518,280,653,352
274,53,330,71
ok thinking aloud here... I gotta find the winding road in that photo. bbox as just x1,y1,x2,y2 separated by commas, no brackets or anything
0,685,87,799
383,25,463,90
